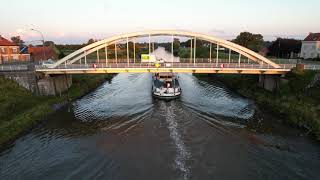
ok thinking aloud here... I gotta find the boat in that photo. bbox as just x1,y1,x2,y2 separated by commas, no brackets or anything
152,73,181,100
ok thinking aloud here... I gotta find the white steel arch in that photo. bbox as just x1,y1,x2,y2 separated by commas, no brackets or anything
51,30,280,68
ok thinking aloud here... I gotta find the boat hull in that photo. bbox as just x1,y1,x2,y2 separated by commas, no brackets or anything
152,92,181,100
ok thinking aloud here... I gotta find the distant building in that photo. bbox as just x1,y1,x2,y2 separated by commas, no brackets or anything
300,33,320,59
28,46,58,61
0,35,30,64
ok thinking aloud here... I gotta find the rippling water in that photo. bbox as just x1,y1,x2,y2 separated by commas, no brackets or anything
1,73,319,180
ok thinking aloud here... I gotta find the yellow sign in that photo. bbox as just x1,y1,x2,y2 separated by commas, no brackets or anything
155,63,161,68
141,54,150,62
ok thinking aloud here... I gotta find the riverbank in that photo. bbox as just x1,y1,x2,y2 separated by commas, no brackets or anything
0,74,114,145
212,70,320,140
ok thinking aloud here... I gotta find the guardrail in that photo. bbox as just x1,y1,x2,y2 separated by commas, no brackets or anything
271,58,320,65
305,64,320,70
0,64,29,72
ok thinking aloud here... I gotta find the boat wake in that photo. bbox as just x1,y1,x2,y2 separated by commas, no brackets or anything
161,102,191,180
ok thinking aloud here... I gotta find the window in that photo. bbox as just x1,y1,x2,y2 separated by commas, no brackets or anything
12,48,17,53
1,48,5,53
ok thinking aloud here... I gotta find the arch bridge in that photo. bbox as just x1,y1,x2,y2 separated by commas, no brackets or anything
36,30,292,75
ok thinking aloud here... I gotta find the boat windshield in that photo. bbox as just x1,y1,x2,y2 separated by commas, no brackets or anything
155,73,174,79
154,79,179,88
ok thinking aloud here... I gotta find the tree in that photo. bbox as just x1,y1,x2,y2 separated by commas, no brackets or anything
173,38,180,56
11,36,24,45
233,32,264,52
267,38,301,58
87,39,95,45
44,41,55,47
58,51,66,59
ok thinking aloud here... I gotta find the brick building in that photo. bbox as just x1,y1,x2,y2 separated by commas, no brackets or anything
0,35,30,64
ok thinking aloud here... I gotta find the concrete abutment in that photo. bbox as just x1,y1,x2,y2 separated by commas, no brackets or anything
37,74,72,96
2,72,72,96
258,74,281,91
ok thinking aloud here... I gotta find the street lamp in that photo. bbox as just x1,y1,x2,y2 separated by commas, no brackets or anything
30,28,46,61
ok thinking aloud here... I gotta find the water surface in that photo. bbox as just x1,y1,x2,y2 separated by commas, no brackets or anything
0,73,319,180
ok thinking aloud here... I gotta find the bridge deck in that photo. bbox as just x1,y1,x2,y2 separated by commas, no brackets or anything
36,63,293,75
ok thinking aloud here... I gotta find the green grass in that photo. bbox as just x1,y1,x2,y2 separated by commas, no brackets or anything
0,77,54,122
0,103,53,145
215,70,320,140
0,74,114,145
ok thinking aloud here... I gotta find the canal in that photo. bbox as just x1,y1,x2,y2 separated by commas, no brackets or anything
0,73,319,180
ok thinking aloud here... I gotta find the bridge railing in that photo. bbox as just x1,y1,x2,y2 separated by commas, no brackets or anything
36,62,298,70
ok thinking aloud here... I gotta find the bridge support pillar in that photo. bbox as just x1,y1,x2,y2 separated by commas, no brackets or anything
258,74,280,92
37,74,72,96
3,71,39,94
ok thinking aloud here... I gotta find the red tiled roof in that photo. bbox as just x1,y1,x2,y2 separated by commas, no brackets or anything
28,46,57,60
0,36,17,46
29,46,52,54
304,33,320,41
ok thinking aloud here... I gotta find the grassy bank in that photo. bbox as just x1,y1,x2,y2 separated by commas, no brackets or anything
213,70,320,140
0,74,114,145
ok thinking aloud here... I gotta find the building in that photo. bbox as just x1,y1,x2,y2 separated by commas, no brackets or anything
300,33,320,59
0,35,30,64
28,46,58,61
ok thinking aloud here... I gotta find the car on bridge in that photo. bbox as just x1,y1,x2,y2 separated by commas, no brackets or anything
41,59,55,67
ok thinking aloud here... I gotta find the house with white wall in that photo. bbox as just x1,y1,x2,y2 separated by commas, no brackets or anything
300,33,320,59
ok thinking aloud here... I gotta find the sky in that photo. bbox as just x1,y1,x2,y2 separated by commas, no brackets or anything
1,0,319,44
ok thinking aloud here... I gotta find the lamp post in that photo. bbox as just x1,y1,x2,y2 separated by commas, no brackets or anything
30,28,46,61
